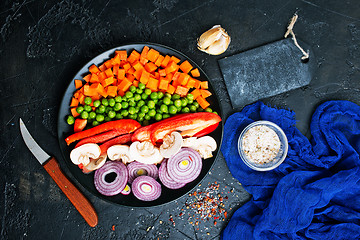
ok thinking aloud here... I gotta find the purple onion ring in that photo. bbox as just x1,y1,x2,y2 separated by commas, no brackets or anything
127,161,159,184
132,176,161,201
159,159,186,189
94,161,128,196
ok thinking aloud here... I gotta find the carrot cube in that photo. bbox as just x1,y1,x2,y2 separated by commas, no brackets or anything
179,60,193,73
74,79,83,89
145,62,157,72
190,68,200,77
107,85,118,97
147,49,160,62
89,64,100,74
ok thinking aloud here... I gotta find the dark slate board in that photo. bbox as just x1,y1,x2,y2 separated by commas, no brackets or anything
218,38,315,109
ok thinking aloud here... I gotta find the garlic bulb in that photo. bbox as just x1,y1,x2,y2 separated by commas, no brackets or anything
197,25,230,55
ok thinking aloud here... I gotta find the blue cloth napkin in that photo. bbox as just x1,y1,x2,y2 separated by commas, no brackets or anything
221,100,360,240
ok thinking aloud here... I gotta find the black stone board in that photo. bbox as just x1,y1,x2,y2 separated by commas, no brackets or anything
218,38,315,109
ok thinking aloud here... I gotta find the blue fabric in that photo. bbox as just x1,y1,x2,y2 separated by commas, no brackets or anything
221,100,360,240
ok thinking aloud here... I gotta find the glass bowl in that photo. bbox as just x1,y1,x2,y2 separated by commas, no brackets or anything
238,120,288,171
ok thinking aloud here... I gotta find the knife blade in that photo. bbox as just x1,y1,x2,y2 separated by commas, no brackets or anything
19,118,98,227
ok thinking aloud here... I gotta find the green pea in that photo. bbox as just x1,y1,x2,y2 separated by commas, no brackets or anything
136,88,143,94
105,107,113,113
213,111,218,115
108,111,116,118
150,92,158,100
98,105,106,113
186,93,194,101
187,99,193,104
155,113,162,121
147,100,155,109
96,114,104,122
193,102,199,108
129,114,137,120
144,88,152,95
92,121,99,126
84,97,92,105
134,94,141,101
172,94,180,100
177,106,182,112
163,97,171,105
66,115,75,125
129,85,136,93
157,91,164,99
174,99,181,108
114,102,122,111
84,105,92,112
138,112,145,118
102,98,109,106
121,109,129,117
137,116,144,122
137,100,145,108
141,93,148,100
160,104,168,113
108,98,115,107
128,107,136,115
128,99,136,107
165,93,172,99
121,101,129,109
115,113,123,119
153,99,158,104
181,98,188,107
148,109,156,117
93,100,101,107
169,105,177,114
163,113,170,119
135,107,140,113
89,112,96,119
138,83,146,90
141,105,149,113
105,116,111,122
144,114,151,120
182,107,190,113
190,105,197,112
76,106,84,114
205,107,213,113
115,96,122,102
125,91,133,99
81,111,89,119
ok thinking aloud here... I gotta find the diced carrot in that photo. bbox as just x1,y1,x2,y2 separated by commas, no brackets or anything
196,95,210,109
91,83,107,98
133,80,139,87
190,68,200,77
194,79,202,89
90,73,99,83
200,81,208,89
133,68,143,80
179,60,193,73
84,85,98,96
170,56,181,63
71,107,80,118
107,85,118,97
165,61,179,74
73,90,80,99
117,69,125,80
104,68,113,78
97,72,107,82
145,62,157,72
91,94,101,101
191,88,201,99
104,60,113,69
172,71,180,81
126,74,135,82
122,63,131,71
70,97,79,107
200,89,212,98
112,64,119,76
161,55,171,68
127,67,135,74
127,50,140,63
89,64,100,74
139,56,148,65
175,85,189,97
78,93,85,105
166,73,173,81
101,77,115,87
178,73,190,86
159,79,169,90
141,46,149,58
111,53,121,65
158,69,166,77
147,49,160,62
99,64,107,72
146,77,159,91
140,71,150,84
74,79,83,89
83,74,91,82
118,78,132,93
172,79,180,88
132,61,144,71
115,50,127,60
155,55,164,66
186,78,196,88
166,84,176,94
154,71,160,79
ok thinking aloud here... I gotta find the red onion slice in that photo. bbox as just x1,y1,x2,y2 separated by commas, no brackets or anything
167,148,202,183
132,176,161,201
159,159,186,189
121,184,131,195
94,161,128,196
127,161,159,184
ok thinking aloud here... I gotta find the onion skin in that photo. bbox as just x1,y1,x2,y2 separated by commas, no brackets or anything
159,159,186,189
94,161,128,196
167,148,202,183
132,176,161,201
127,161,159,184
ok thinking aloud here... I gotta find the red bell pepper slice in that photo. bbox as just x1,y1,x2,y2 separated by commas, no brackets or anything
74,119,87,132
65,119,140,145
150,112,221,145
193,122,219,138
74,129,128,148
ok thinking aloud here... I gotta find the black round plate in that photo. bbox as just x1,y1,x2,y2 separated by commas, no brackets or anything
57,43,223,207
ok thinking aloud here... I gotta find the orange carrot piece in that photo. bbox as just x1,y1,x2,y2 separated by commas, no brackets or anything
140,56,148,65
118,78,132,93
89,64,100,74
166,84,176,94
159,79,169,90
200,89,212,98
71,107,80,118
112,53,121,65
165,61,179,74
101,77,115,88
196,95,210,109
98,72,107,82
190,68,200,77
161,55,171,68
191,88,201,99
132,80,139,87
104,68,113,78
115,50,127,60
179,60,193,73
146,77,159,91
132,61,144,71
84,84,98,96
117,69,125,80
91,83,107,98
141,46,150,59
104,60,113,69
78,93,85,105
107,85,118,97
127,67,136,74
200,81,208,89
133,68,143,80
178,73,190,86
127,50,140,63
70,97,79,107
154,71,160,79
140,71,150,84
147,49,160,62
186,78,196,88
155,55,164,66
123,63,131,71
158,69,166,77
112,64,119,76
90,73,99,83
83,74,91,82
145,62,157,72
74,79,83,89
194,79,202,89
126,74,135,82
175,85,189,97
170,56,181,63
99,64,107,72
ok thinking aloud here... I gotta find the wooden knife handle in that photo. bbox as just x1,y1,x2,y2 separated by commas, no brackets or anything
43,157,98,227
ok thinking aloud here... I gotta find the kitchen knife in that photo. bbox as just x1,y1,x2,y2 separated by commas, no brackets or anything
19,118,98,227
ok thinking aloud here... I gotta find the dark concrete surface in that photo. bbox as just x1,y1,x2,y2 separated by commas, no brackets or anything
0,0,359,239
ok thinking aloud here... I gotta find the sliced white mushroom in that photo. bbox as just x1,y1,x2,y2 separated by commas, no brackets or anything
191,136,217,159
160,132,183,158
70,143,101,166
107,145,132,165
182,137,198,148
82,153,107,174
129,141,163,164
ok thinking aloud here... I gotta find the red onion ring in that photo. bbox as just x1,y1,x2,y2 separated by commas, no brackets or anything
159,159,186,189
167,148,202,183
132,176,161,201
127,161,159,184
94,161,128,196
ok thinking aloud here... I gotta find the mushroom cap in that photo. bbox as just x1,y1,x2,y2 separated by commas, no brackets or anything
160,131,183,158
82,153,107,173
70,143,101,166
107,145,132,164
130,141,163,165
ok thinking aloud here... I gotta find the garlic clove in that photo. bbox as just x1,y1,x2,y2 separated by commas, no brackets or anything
197,25,230,55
